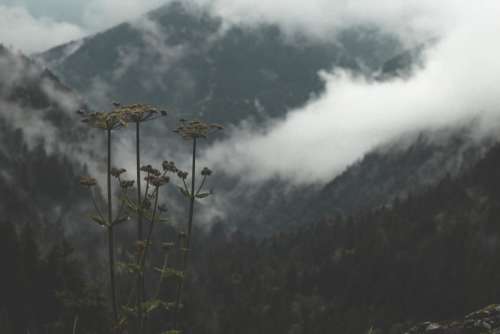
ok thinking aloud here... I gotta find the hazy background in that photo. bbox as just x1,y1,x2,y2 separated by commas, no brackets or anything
2,0,500,186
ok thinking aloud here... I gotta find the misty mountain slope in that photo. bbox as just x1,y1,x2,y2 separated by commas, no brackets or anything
0,44,98,241
187,141,500,334
39,1,401,124
225,125,494,235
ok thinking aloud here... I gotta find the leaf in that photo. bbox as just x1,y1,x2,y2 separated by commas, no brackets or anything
117,262,142,274
112,215,130,226
196,192,210,199
178,186,191,198
124,198,139,212
154,267,185,280
90,215,107,227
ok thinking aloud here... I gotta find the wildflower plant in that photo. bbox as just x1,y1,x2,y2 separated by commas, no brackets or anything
117,103,167,326
78,105,130,325
171,119,223,330
79,107,222,333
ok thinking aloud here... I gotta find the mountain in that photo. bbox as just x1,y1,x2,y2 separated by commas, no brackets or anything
0,44,99,244
39,1,488,237
215,124,494,236
39,2,401,124
183,141,500,333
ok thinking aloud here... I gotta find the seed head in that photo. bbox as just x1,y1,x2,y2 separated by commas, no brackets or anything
120,180,135,189
173,119,223,140
116,103,167,123
201,167,212,176
177,171,188,180
162,160,178,173
146,175,170,187
79,176,97,187
78,104,129,130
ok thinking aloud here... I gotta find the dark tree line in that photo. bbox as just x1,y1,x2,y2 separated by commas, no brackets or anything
0,222,108,334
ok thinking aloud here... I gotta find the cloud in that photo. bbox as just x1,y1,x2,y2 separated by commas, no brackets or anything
0,0,169,53
81,0,169,31
202,1,500,184
197,0,461,46
0,5,85,53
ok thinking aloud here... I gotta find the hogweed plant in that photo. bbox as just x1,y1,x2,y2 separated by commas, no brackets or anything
79,110,222,334
118,103,167,328
171,119,223,330
78,106,129,326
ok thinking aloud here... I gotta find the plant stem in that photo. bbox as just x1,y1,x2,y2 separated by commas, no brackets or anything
187,137,197,249
155,252,170,299
141,187,160,270
135,120,144,331
173,137,197,329
136,121,142,242
107,128,118,323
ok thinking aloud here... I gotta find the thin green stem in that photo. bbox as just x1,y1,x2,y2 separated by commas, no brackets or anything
173,137,197,329
90,189,105,221
154,252,170,299
107,128,118,324
195,175,207,196
140,187,161,271
138,186,160,332
135,121,143,333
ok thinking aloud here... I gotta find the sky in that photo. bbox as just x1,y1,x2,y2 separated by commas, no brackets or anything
0,0,168,53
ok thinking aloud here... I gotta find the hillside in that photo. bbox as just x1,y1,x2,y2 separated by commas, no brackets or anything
39,2,401,124
0,44,100,242
181,141,500,333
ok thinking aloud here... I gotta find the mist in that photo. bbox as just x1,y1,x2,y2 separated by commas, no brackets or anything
199,1,500,185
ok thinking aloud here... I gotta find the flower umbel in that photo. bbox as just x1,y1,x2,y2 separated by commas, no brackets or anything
80,176,97,187
173,119,223,140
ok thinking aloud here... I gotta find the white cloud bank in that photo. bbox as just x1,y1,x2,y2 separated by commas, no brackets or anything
202,1,500,184
0,0,169,53
0,5,85,53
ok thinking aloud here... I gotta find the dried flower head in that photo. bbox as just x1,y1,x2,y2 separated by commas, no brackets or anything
140,165,161,176
177,171,188,180
120,180,135,189
173,119,223,140
78,104,129,130
110,167,126,178
201,167,212,176
145,175,170,187
117,103,167,123
140,165,153,173
79,176,97,187
162,160,178,173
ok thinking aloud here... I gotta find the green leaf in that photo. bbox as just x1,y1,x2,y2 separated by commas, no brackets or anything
154,267,185,280
112,215,130,226
196,192,210,199
178,186,191,198
90,215,107,227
